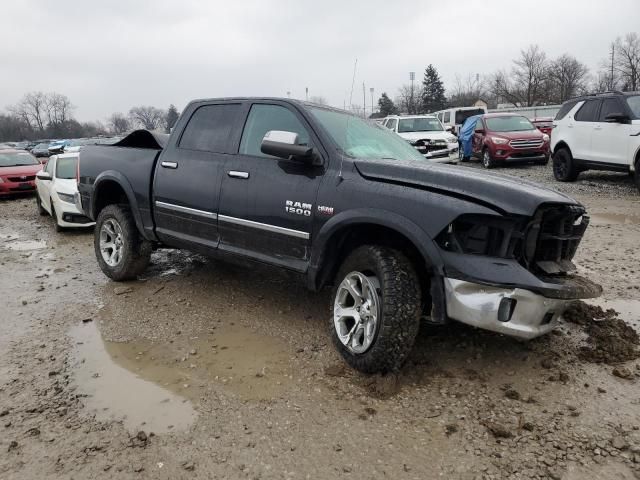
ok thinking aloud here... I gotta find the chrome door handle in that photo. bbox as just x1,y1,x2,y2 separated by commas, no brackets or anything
228,171,249,179
161,161,178,169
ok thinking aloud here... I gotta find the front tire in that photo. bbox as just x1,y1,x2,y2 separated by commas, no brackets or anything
553,148,579,182
36,194,46,216
94,204,151,281
50,201,63,233
330,245,421,374
634,159,640,193
482,148,496,169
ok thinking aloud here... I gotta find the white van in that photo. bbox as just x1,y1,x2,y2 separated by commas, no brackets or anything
435,106,487,135
381,115,459,163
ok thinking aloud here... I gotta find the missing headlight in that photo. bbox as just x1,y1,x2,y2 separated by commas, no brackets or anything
436,214,526,259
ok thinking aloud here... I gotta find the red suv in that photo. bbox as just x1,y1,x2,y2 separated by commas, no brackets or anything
469,113,550,168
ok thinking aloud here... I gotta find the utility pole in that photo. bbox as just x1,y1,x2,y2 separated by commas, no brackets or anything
409,72,415,114
362,82,367,118
370,87,375,115
610,43,615,91
305,87,308,101
286,91,291,98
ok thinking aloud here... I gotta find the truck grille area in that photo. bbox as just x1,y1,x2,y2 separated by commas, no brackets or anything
526,205,588,275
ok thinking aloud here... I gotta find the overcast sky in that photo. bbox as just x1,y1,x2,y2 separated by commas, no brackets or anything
2,0,638,122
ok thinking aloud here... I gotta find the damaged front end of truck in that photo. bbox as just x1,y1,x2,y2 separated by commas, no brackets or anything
435,202,602,339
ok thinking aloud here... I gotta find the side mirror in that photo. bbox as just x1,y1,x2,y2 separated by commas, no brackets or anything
604,112,629,123
261,130,321,166
36,171,52,181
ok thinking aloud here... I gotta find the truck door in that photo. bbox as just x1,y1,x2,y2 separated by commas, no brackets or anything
152,103,244,251
217,102,325,272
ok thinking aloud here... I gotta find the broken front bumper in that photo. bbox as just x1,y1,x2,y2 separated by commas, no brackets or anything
443,277,591,340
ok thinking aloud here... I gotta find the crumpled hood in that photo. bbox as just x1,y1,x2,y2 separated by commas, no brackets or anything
354,159,580,216
397,131,455,143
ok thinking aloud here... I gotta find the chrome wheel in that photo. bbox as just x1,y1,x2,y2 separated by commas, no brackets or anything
99,218,124,267
333,271,381,354
482,150,491,168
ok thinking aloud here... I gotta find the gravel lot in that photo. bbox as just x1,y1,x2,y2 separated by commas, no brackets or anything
0,163,639,479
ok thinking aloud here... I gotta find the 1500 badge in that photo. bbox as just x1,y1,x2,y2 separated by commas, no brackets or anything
285,200,312,216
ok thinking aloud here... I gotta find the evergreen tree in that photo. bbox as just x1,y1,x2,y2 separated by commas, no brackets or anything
421,65,447,112
377,93,397,116
165,104,180,133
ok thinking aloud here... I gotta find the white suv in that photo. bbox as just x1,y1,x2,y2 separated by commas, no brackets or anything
382,115,459,163
551,91,640,192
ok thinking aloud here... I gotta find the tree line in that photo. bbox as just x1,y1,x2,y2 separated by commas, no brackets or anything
377,32,640,117
0,93,181,142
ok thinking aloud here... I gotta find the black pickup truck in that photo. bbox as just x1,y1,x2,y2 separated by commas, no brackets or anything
77,98,601,373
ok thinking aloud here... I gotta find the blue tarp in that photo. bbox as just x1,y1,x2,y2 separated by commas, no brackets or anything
458,115,482,158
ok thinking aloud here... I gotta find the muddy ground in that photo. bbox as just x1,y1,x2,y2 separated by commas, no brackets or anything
1,162,639,479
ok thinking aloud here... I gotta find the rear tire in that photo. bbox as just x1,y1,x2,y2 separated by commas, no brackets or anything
482,148,496,169
36,194,46,216
553,148,579,182
94,204,151,281
330,245,421,374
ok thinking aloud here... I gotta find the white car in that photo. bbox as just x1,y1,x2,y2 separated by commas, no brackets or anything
551,91,640,191
35,148,95,230
381,115,459,163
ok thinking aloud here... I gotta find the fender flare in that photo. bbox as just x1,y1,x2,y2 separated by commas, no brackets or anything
92,171,146,237
308,208,445,290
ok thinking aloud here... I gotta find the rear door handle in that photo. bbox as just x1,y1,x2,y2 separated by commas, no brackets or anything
161,161,178,169
228,171,249,179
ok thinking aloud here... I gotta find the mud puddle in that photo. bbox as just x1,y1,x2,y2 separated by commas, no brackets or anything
69,321,197,434
590,212,640,225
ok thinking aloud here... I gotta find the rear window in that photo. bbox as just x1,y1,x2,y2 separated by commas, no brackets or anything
625,95,640,119
574,100,601,122
455,109,484,125
555,100,579,121
55,156,77,179
179,104,241,153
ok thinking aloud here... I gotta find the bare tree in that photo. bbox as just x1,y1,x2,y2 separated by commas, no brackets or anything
8,92,48,131
448,73,487,107
614,33,640,91
547,54,589,103
488,70,523,107
128,106,166,130
395,84,424,114
512,45,549,106
108,113,131,135
45,93,74,126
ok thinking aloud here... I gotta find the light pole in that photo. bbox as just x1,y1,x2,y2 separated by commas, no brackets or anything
409,72,415,114
370,87,375,115
286,91,291,98
305,87,308,101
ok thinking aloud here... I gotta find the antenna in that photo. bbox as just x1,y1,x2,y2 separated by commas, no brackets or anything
338,58,358,182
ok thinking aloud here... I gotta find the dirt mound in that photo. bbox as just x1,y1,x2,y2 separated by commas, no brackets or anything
563,302,618,326
564,301,640,364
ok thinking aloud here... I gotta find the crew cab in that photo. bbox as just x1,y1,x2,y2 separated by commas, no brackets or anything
551,91,640,191
77,97,601,373
382,115,458,163
466,113,550,168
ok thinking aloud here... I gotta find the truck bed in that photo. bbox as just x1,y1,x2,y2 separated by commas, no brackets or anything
77,130,167,239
